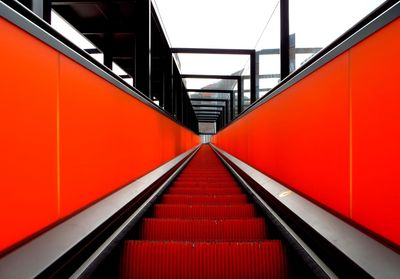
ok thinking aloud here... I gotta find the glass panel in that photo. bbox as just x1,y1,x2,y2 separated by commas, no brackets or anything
193,107,223,111
188,92,230,100
184,78,237,91
199,123,216,134
255,1,281,98
289,0,386,71
178,54,248,76
191,101,226,106
154,0,280,49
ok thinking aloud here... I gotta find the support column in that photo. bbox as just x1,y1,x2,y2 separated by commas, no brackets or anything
135,0,151,97
250,50,257,103
31,0,51,23
230,91,234,120
103,30,113,69
237,77,243,115
280,0,290,79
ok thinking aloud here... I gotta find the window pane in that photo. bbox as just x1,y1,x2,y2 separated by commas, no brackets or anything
255,1,280,98
289,0,386,71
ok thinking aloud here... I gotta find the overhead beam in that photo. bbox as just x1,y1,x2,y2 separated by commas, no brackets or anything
171,48,254,55
187,89,233,94
192,104,225,108
182,74,240,80
190,98,229,102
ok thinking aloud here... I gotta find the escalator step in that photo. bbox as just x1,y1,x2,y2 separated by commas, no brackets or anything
140,218,267,241
153,204,256,219
161,194,248,205
171,181,239,188
122,240,288,279
168,187,242,195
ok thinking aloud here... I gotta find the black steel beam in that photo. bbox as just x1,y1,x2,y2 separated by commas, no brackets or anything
192,105,225,108
237,77,243,114
32,0,51,23
171,48,254,55
182,74,240,80
196,113,220,116
190,98,229,102
135,0,151,97
250,50,256,103
103,30,113,69
187,89,233,93
197,119,218,122
197,116,219,119
280,0,290,79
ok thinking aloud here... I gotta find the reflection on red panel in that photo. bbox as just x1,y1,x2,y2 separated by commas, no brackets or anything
351,19,400,245
213,19,400,246
0,18,59,252
0,18,198,253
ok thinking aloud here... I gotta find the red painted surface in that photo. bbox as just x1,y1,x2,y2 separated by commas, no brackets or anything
212,19,400,246
0,18,59,253
215,53,350,216
0,18,198,253
351,19,400,245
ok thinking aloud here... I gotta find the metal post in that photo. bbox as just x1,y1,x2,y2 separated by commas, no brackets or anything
250,50,256,103
255,51,260,99
103,30,113,69
280,0,290,79
237,77,243,114
31,0,51,23
135,0,151,97
230,91,234,120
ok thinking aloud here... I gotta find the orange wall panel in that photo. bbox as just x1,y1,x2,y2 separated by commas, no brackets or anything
59,55,198,218
0,18,58,252
215,54,350,216
351,19,400,245
0,18,198,253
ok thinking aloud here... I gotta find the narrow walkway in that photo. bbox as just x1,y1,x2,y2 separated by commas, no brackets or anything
122,144,288,278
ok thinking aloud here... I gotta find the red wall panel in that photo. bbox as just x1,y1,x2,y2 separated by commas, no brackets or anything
215,53,350,217
0,18,59,252
0,18,198,253
351,19,400,245
213,20,400,246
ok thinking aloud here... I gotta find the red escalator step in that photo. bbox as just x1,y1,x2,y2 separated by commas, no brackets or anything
176,177,236,182
171,181,239,188
140,218,267,241
161,194,248,205
122,240,288,279
152,204,257,219
168,187,242,195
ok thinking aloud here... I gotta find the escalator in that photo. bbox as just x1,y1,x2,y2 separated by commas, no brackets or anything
121,145,288,278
